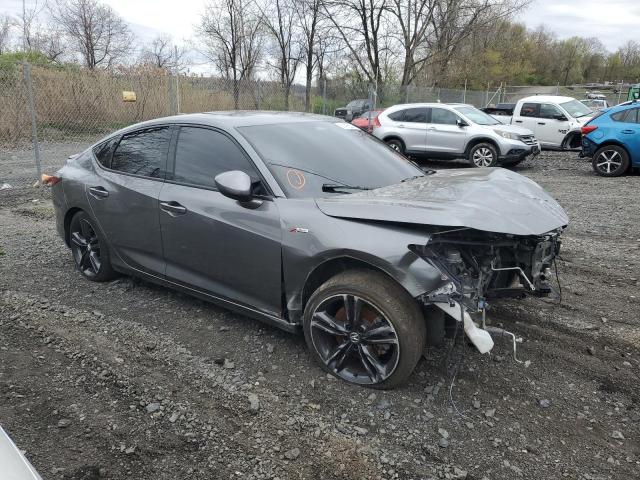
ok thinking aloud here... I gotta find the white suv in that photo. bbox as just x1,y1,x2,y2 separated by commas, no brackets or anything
373,103,541,167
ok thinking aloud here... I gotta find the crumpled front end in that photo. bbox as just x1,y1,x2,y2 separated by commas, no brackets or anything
410,226,563,353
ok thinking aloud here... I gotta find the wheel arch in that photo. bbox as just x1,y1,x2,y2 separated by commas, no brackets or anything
464,137,500,156
63,207,84,247
382,135,406,148
561,131,582,149
593,141,633,172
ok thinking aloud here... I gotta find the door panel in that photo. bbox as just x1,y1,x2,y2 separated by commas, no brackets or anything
159,125,283,316
87,127,171,275
159,183,282,315
87,169,165,275
396,107,427,152
426,108,468,154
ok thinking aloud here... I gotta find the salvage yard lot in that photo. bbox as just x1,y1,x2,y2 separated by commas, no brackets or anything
1,143,639,480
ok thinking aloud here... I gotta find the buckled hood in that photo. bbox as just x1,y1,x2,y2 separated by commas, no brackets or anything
315,168,568,236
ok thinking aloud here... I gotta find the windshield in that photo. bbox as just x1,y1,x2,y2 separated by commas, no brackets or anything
453,106,501,125
238,122,423,198
560,99,592,118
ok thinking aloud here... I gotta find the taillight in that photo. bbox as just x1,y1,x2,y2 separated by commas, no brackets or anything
581,125,597,135
41,174,61,185
372,115,381,129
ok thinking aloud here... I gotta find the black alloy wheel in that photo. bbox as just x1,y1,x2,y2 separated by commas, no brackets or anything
309,294,400,385
69,211,117,282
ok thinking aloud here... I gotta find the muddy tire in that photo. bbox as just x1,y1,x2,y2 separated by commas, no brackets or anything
303,270,426,389
69,211,118,282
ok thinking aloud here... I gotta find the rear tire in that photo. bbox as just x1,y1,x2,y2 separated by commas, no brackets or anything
592,145,629,177
69,211,118,282
303,269,426,389
468,142,498,167
385,138,405,155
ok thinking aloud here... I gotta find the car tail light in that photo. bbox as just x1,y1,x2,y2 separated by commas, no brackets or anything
41,174,61,185
581,125,598,135
372,115,381,129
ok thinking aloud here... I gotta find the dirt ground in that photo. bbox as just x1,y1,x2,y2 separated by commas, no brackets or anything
1,142,639,480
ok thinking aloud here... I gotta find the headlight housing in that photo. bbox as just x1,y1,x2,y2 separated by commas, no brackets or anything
493,129,518,140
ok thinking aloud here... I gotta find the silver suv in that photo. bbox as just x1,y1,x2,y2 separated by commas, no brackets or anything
373,103,541,167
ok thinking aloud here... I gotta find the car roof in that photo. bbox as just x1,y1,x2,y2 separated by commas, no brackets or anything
518,95,576,103
384,102,471,110
120,111,340,132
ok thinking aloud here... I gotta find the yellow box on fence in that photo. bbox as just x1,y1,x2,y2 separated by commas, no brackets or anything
122,91,137,102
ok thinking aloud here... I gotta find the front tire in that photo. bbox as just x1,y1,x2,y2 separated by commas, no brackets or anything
69,211,117,282
468,143,498,167
303,270,426,389
592,145,629,177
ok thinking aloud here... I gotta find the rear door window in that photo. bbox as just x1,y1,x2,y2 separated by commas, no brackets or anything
170,126,260,190
520,103,540,117
612,108,639,123
93,137,118,168
111,127,171,178
387,110,405,121
402,108,427,123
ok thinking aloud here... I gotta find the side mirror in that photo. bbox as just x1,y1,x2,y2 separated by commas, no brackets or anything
554,114,568,121
456,119,469,127
214,170,252,202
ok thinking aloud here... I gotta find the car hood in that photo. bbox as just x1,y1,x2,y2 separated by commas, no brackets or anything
315,168,568,236
489,124,533,136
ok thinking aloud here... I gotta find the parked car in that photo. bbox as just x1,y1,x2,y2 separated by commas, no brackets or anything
351,109,383,132
481,103,515,118
373,103,540,167
47,112,567,389
581,99,609,111
334,99,374,121
580,101,640,177
490,95,593,149
0,426,42,480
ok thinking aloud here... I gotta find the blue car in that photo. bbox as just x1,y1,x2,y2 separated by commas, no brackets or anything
581,101,640,177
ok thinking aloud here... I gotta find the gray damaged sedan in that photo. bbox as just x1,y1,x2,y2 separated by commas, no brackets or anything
48,112,568,389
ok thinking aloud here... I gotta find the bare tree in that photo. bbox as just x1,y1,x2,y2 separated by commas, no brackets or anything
0,14,13,54
294,0,325,111
140,34,187,70
50,0,133,69
260,0,303,110
199,0,264,108
323,0,390,85
389,0,436,85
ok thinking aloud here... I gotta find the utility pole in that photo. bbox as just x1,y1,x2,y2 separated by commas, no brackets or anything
23,0,27,51
174,45,180,114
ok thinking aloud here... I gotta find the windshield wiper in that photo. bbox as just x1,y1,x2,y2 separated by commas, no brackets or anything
322,183,373,193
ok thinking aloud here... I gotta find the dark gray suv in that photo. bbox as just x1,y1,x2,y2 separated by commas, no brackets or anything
49,112,567,388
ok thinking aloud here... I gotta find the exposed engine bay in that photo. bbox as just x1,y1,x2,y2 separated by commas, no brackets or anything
410,227,563,354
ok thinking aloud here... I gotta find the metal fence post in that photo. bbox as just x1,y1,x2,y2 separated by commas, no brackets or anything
256,80,262,110
174,46,180,114
22,62,42,183
322,78,327,115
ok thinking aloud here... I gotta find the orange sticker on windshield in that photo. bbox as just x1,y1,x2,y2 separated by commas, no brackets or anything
286,169,306,190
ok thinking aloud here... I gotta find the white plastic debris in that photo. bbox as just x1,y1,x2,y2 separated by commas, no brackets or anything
434,301,494,354
0,183,12,190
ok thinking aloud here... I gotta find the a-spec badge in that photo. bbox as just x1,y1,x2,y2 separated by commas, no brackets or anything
289,227,310,233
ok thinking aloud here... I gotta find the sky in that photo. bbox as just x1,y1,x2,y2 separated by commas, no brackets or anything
4,0,640,61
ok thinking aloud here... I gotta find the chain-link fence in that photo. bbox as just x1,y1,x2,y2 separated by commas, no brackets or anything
1,61,627,183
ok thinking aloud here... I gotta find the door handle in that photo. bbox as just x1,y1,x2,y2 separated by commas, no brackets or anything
160,201,187,216
427,126,436,131
88,186,109,199
515,120,523,123
397,124,405,128
537,122,546,125
621,129,635,134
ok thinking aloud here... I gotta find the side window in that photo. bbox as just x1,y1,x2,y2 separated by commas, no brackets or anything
171,126,259,189
387,110,405,121
520,103,540,117
111,127,171,178
612,108,639,123
403,108,427,123
93,137,117,168
430,108,459,125
539,103,563,119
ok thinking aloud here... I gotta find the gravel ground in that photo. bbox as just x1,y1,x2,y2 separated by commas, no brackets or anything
1,142,639,480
